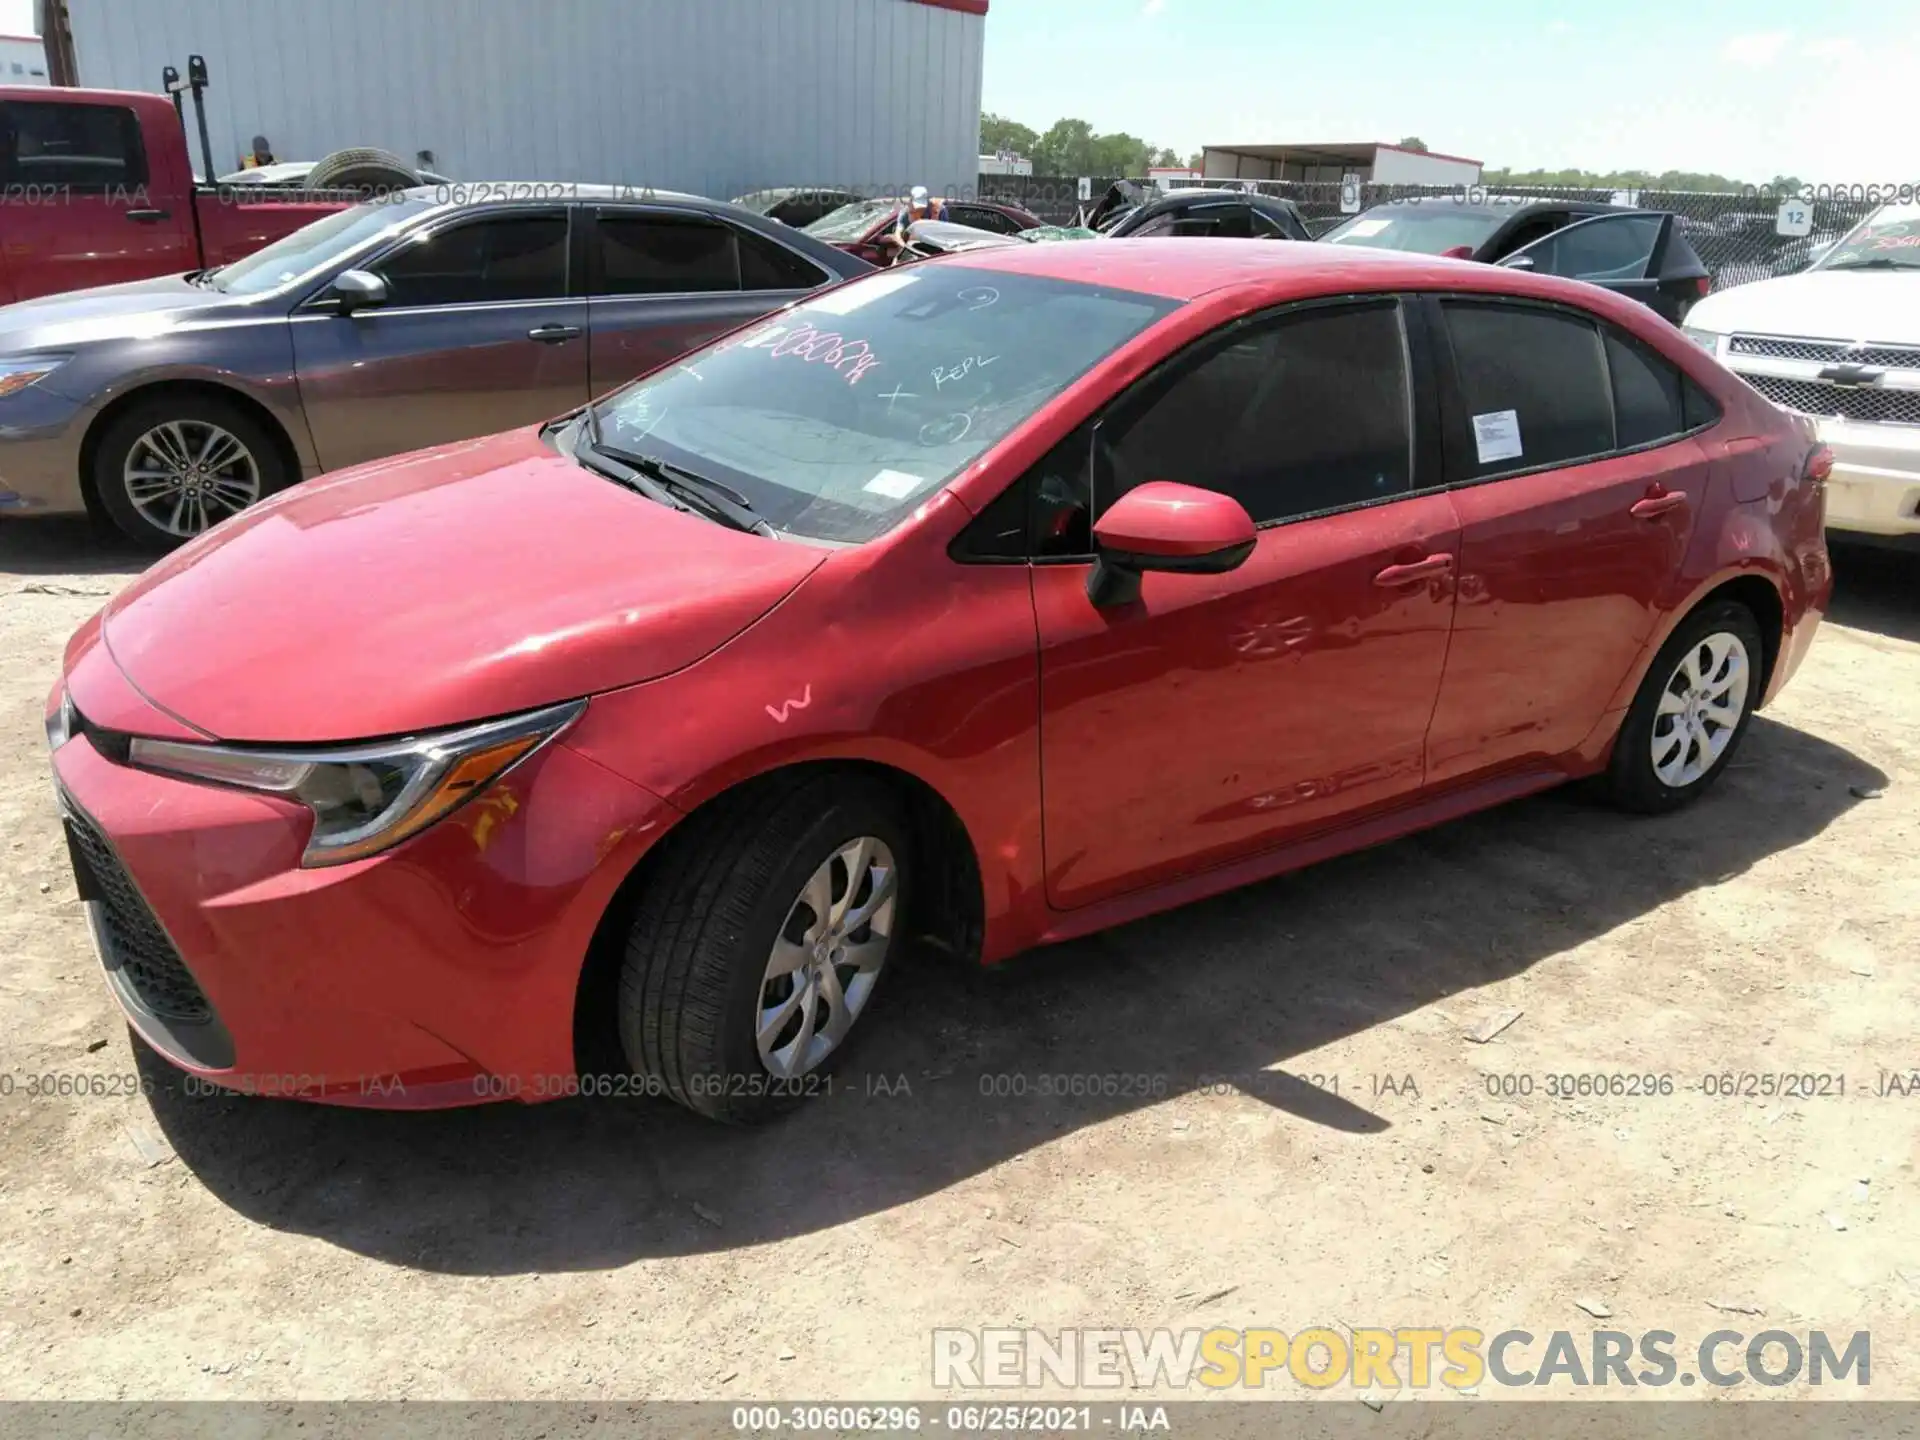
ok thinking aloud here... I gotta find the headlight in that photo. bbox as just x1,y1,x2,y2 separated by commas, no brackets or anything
45,686,76,751
1681,326,1723,356
0,355,71,401
127,700,584,866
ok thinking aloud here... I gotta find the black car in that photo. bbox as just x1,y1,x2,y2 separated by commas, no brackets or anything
1322,197,1711,323
731,187,869,229
1089,183,1312,241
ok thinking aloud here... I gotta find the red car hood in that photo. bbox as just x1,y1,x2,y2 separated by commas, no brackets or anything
100,429,827,743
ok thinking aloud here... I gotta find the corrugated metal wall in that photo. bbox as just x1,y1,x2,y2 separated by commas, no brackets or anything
65,0,984,198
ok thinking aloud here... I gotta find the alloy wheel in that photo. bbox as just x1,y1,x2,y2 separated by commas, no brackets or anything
756,836,898,1078
1650,630,1750,788
122,420,261,538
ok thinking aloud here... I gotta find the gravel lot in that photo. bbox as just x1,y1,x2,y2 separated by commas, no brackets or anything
1,518,1916,1405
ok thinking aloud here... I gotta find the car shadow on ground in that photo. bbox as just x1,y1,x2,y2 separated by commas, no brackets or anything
0,517,150,580
1828,542,1920,646
136,712,1887,1275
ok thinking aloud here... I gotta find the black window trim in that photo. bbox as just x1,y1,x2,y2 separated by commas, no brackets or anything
299,202,575,313
0,97,148,194
1420,291,1721,492
951,290,1439,565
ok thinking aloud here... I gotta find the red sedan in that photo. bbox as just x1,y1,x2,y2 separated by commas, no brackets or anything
47,240,1832,1122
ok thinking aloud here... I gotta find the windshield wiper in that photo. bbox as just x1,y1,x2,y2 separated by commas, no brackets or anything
1822,257,1913,272
571,409,775,536
589,437,775,537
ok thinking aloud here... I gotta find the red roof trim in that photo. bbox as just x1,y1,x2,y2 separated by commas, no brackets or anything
907,0,988,14
0,34,47,43
1375,142,1482,167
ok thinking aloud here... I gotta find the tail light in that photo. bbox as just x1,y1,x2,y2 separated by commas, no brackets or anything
1804,445,1833,483
1695,275,1712,297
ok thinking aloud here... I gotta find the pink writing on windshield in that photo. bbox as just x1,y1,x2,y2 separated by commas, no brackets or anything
733,322,882,386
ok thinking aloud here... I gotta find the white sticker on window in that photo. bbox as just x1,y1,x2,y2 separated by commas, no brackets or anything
1472,409,1524,465
1345,217,1391,239
807,270,920,315
864,468,926,499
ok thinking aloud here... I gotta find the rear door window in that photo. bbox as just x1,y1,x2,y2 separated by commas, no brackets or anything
372,213,568,305
596,213,739,295
948,204,1021,235
1440,301,1615,477
0,100,147,189
737,228,828,290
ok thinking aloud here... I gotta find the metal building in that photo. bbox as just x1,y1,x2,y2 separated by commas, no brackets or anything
55,0,987,199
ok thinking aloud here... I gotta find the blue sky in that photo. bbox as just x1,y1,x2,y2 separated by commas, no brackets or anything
981,0,1912,181
3,0,1906,182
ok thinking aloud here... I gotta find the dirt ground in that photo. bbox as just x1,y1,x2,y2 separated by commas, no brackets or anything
1,516,1916,1406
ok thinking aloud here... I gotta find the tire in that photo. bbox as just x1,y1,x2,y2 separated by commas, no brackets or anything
618,774,910,1124
1601,598,1765,814
92,393,292,549
304,146,421,196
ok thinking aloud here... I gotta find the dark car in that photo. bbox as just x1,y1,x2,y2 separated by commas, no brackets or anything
730,187,868,229
1093,184,1312,241
1322,197,1711,323
803,197,1044,265
0,187,872,546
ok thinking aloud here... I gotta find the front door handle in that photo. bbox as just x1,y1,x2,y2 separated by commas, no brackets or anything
527,324,582,344
1373,554,1454,587
1630,489,1688,519
126,208,171,223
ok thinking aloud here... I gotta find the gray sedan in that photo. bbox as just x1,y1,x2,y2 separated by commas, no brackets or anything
0,186,872,546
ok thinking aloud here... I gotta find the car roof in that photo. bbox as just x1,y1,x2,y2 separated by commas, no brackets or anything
1358,195,1615,219
408,182,712,207
933,234,1636,306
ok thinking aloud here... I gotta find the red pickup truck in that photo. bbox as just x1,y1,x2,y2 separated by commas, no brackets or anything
1,79,357,303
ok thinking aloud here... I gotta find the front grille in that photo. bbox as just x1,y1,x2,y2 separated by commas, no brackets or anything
60,797,212,1023
1729,335,1920,371
1741,373,1920,427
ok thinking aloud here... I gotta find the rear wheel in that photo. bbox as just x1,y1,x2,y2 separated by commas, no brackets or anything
618,775,909,1123
1602,599,1764,813
92,394,291,549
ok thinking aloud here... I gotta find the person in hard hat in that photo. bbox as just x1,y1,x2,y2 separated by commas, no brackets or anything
879,185,951,263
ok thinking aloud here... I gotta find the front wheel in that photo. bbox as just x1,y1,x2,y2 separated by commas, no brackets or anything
92,395,290,549
1601,599,1765,813
618,775,909,1123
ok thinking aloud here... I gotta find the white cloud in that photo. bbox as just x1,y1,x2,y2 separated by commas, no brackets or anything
1142,0,1166,14
1807,36,1859,61
1547,20,1574,35
1722,30,1792,67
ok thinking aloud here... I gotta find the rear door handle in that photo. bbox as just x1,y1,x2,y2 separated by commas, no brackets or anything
1373,554,1454,587
527,324,582,343
125,208,171,223
1630,491,1688,519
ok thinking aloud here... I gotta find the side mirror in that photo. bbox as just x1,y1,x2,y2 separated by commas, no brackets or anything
330,269,388,313
1087,481,1257,608
1440,243,1476,260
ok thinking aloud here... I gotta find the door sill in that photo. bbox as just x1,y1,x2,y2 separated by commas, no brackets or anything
1032,766,1568,950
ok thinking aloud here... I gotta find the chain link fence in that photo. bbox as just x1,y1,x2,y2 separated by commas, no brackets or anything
973,175,1882,294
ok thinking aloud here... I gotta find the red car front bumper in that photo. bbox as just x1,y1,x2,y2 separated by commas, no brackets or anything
50,720,677,1109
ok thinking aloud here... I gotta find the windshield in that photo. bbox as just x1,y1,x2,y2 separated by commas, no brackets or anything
591,266,1177,543
208,198,431,294
1812,203,1920,272
803,200,899,242
1322,203,1512,255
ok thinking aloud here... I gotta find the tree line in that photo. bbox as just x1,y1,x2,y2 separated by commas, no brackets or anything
982,114,1799,195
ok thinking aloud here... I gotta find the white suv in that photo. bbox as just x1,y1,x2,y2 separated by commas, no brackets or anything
1684,202,1920,547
